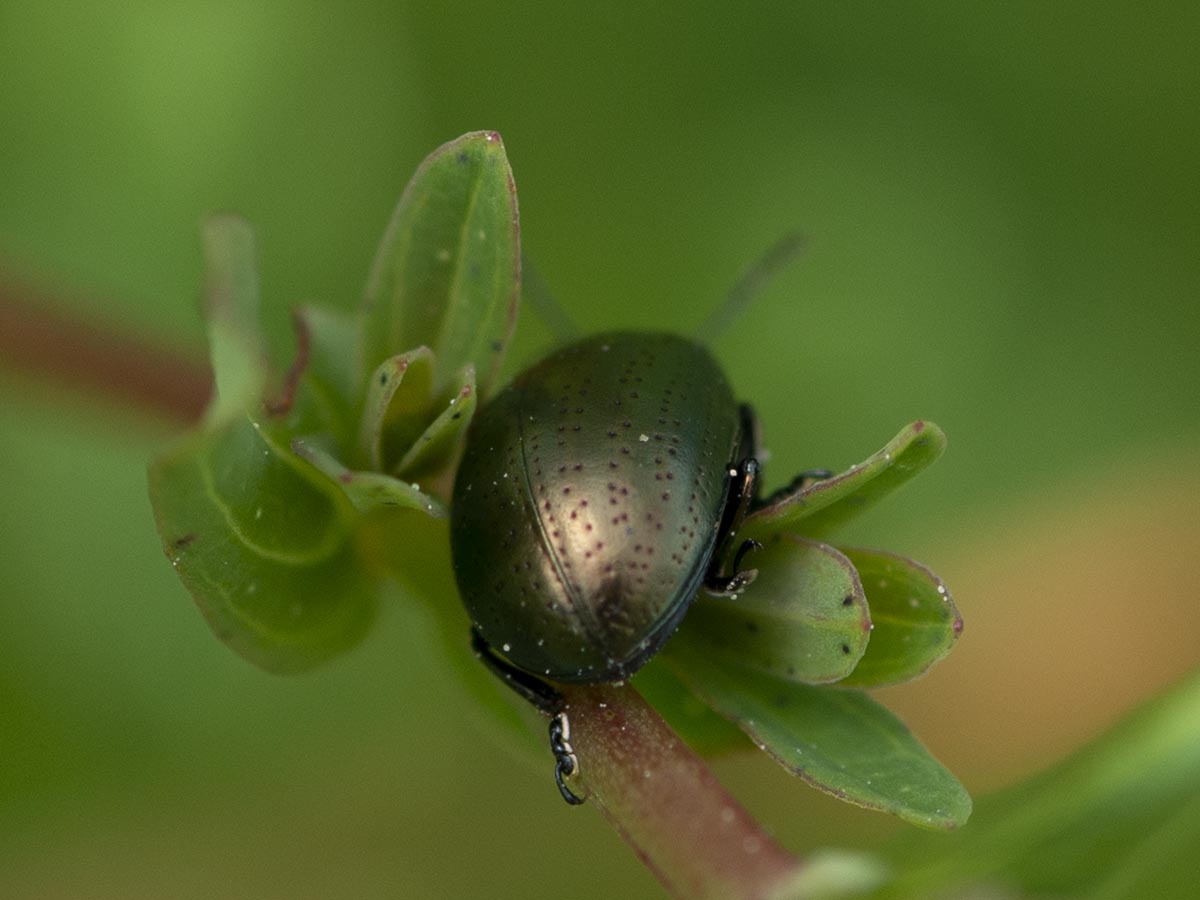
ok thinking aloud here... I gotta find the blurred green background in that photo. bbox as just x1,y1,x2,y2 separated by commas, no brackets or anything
1,3,1197,898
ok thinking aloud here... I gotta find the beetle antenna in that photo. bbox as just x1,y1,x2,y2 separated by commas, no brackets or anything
521,252,581,344
693,232,807,345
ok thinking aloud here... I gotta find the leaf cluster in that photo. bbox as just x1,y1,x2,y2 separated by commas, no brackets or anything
149,132,967,833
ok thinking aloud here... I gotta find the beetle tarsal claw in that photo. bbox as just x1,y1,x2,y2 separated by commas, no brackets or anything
732,538,762,573
549,712,585,806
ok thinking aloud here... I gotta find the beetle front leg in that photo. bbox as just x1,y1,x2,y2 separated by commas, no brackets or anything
704,457,762,596
470,628,585,805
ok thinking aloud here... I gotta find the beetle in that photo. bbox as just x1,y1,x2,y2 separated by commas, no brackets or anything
449,241,823,804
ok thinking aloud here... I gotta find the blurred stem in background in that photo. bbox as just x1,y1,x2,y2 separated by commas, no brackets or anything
0,274,210,424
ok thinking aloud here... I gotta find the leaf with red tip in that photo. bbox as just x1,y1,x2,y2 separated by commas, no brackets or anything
839,547,961,688
291,436,446,518
745,421,946,543
359,131,519,402
395,364,477,483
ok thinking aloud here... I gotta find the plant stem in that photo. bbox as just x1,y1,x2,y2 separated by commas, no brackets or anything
561,682,805,900
0,274,211,424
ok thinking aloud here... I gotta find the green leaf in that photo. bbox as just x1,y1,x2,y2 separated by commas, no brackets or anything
745,421,946,543
666,641,972,829
838,547,961,688
149,215,378,673
633,659,750,757
291,435,446,517
150,416,377,673
1091,793,1200,900
356,347,476,491
278,304,362,448
198,213,266,423
358,347,436,471
359,131,519,401
667,535,870,685
394,363,477,483
873,668,1200,899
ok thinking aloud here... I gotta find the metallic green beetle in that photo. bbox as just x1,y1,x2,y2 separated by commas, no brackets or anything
451,331,771,803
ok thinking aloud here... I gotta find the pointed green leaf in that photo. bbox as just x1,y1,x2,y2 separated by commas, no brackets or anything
666,642,972,829
150,416,376,673
395,364,477,483
358,347,436,472
838,548,961,688
291,436,445,517
745,421,946,543
667,535,870,685
199,213,266,423
359,131,519,400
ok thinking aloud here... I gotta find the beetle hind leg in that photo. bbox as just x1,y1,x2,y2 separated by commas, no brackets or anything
470,628,585,805
549,713,584,805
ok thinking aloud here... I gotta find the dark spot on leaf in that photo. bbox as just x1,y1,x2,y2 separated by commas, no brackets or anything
456,151,469,164
379,372,388,385
173,534,197,548
841,644,851,654
744,620,758,633
842,595,854,606
491,340,503,352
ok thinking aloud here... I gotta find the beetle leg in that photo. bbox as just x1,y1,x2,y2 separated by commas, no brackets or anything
704,457,762,596
549,713,584,805
705,538,762,595
470,628,586,805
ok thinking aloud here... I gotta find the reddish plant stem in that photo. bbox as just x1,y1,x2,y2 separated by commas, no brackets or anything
0,275,211,424
561,682,804,900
